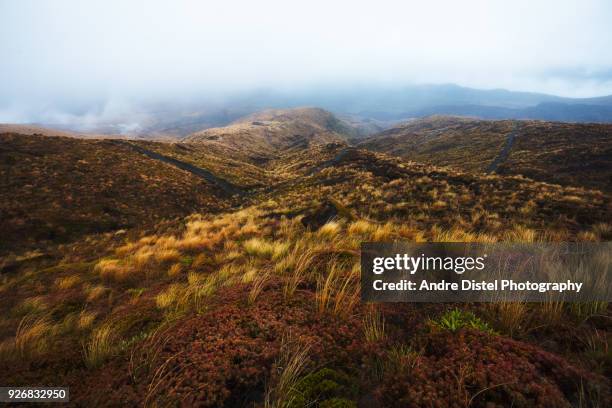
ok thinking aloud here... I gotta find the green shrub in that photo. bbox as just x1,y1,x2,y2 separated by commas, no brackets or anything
287,368,357,408
432,308,495,334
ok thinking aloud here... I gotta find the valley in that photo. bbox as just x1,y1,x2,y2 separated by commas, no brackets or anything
0,108,611,407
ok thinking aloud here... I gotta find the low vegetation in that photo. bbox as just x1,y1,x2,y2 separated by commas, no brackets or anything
360,116,612,191
0,110,610,406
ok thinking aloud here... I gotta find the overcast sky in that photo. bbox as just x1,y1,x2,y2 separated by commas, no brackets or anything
1,0,612,122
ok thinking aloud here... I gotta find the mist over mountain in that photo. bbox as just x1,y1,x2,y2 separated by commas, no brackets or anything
236,84,612,122
5,84,612,138
3,1,612,134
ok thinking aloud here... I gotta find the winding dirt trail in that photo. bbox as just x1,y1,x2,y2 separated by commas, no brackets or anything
487,124,520,173
121,142,246,197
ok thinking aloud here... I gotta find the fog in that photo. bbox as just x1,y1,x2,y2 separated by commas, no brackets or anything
1,0,612,126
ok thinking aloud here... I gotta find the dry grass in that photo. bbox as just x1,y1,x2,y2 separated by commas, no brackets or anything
248,272,270,305
13,314,52,358
155,284,183,310
317,221,341,238
167,263,182,277
491,302,529,337
55,275,81,290
95,259,134,282
315,260,359,317
264,339,311,408
363,306,386,343
539,300,566,326
504,225,538,243
154,248,181,263
244,238,289,260
83,322,116,368
78,310,97,330
348,220,375,236
85,284,108,302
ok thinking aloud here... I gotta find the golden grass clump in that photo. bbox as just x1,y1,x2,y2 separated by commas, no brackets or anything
154,248,181,263
504,225,538,243
265,339,310,408
592,223,612,240
14,296,47,316
348,220,375,236
95,259,134,282
317,221,341,238
244,238,274,257
431,200,448,210
248,272,270,305
241,265,259,284
315,261,359,316
155,284,183,309
363,307,386,343
78,310,97,329
176,235,213,251
167,263,183,277
244,238,289,259
85,284,108,302
491,302,529,337
577,231,598,242
432,227,497,243
83,322,116,368
371,222,394,241
55,275,81,290
14,314,52,358
191,253,207,269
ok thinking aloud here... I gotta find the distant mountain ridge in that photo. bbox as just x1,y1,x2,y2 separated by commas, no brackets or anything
11,84,612,140
231,84,612,123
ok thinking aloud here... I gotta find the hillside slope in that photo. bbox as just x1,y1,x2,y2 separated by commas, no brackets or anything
0,133,239,255
1,114,611,407
359,116,612,191
184,107,353,159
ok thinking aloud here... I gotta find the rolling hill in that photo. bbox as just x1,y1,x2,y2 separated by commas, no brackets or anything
0,133,240,257
359,116,612,192
184,107,353,157
0,109,611,406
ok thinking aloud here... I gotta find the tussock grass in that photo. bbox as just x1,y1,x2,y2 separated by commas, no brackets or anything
95,259,134,282
14,314,52,358
78,310,97,330
592,223,612,240
244,238,289,259
167,263,182,277
539,300,565,326
316,260,359,317
371,222,394,241
348,220,375,236
265,339,310,408
156,284,183,309
363,307,386,343
83,322,116,368
154,248,181,263
55,275,81,290
13,296,47,317
504,225,538,243
317,221,341,238
490,302,529,337
85,284,108,302
282,245,316,300
248,272,270,305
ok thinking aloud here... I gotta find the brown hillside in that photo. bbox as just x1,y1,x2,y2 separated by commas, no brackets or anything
184,108,352,160
1,113,611,407
0,133,238,255
359,116,612,191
